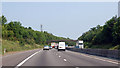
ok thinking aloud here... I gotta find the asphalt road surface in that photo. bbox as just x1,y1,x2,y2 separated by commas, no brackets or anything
2,49,119,68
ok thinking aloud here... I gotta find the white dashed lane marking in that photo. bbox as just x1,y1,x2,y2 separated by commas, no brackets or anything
63,59,67,62
59,56,61,58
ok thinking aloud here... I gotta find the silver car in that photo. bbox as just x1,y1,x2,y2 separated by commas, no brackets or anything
43,45,49,50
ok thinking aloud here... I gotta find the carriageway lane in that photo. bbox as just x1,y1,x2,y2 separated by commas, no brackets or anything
22,49,71,66
22,49,118,66
2,49,40,66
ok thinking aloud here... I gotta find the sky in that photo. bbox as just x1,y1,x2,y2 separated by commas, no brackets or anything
118,1,120,17
2,2,118,40
1,0,120,2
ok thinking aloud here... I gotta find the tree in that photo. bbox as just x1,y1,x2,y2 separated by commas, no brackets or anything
112,17,120,45
1,15,75,47
2,15,7,25
28,27,32,29
78,16,119,49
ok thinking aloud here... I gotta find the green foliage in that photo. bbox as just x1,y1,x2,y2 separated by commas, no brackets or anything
78,16,120,49
66,41,75,46
2,15,7,25
112,17,120,45
83,42,92,48
2,40,42,54
110,45,120,50
1,15,73,49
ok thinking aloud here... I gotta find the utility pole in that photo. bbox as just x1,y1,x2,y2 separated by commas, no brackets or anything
40,24,43,32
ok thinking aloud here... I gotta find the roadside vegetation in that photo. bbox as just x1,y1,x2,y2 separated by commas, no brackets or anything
1,15,75,53
1,15,119,53
78,16,120,50
2,39,43,54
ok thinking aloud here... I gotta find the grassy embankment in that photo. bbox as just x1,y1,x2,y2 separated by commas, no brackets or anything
0,39,1,55
2,39,43,54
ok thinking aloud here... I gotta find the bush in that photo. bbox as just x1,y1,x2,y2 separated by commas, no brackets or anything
110,45,120,50
19,41,25,46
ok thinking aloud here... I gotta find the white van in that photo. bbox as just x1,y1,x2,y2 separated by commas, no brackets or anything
58,42,66,51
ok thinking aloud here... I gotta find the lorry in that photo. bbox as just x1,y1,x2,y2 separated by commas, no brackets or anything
76,40,84,48
58,42,66,51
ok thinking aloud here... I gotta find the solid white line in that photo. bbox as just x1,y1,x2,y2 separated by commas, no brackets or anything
69,50,118,65
15,50,41,68
80,54,118,64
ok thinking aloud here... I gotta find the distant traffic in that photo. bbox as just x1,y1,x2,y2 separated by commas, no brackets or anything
43,40,84,51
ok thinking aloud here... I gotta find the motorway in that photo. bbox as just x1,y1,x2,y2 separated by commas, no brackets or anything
2,49,119,68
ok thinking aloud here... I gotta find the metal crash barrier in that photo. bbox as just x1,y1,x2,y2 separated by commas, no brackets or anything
67,48,120,59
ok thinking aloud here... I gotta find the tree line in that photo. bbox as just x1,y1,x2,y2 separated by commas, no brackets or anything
1,15,75,46
78,16,120,49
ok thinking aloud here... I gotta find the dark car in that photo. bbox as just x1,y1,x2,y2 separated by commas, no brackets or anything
49,46,52,49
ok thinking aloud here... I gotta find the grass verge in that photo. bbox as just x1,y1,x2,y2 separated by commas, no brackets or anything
2,39,43,55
